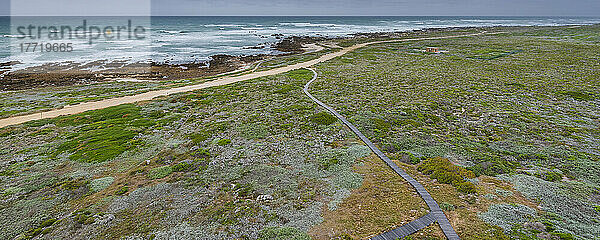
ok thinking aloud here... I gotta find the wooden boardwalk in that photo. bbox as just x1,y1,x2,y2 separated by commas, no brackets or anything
304,68,460,240
369,213,436,240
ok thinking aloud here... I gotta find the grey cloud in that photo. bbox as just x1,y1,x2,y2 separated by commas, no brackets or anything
0,0,598,16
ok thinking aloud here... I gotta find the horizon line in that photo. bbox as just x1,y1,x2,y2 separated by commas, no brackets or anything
2,15,600,17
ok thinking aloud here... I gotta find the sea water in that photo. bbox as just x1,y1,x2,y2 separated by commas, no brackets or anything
1,16,599,70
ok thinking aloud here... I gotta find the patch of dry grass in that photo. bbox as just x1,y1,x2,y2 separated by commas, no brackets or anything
310,152,427,239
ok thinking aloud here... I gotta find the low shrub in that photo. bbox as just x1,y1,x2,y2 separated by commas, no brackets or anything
332,233,354,240
55,126,141,163
115,186,129,195
56,178,88,191
534,171,563,182
258,226,310,240
74,209,96,225
194,148,210,158
418,157,477,194
189,131,212,144
286,69,313,81
0,169,15,176
495,189,513,197
148,166,173,179
552,232,575,240
479,203,537,231
499,174,599,238
467,159,517,176
319,155,339,170
440,202,456,211
455,181,477,194
273,84,295,94
235,183,255,199
371,118,391,132
562,90,594,101
40,218,56,228
396,151,420,164
173,162,193,172
418,157,475,178
237,123,269,139
309,112,337,125
216,139,231,146
89,177,114,192
193,158,210,172
466,48,519,60
52,104,152,163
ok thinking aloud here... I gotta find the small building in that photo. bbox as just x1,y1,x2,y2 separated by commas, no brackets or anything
426,47,440,53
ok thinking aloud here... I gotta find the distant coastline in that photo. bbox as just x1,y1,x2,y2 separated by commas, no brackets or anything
1,23,598,90
1,19,599,90
1,16,599,67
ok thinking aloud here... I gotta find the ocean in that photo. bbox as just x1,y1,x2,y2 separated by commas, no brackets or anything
1,16,599,70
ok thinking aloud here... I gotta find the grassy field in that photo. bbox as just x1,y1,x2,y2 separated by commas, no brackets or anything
0,25,599,240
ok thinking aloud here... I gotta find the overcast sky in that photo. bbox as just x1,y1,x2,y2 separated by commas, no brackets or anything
1,0,600,16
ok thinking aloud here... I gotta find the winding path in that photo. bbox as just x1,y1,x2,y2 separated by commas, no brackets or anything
303,68,460,240
0,31,497,129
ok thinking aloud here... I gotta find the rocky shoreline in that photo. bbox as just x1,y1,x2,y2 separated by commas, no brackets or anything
0,54,272,91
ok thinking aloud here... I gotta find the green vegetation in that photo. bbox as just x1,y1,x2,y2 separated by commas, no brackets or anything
55,177,88,191
273,84,296,94
216,138,231,146
40,218,57,228
286,69,314,81
440,202,456,211
394,151,421,164
195,148,210,157
508,219,577,240
74,209,96,225
17,218,57,240
89,176,115,192
319,154,339,170
115,186,129,195
51,104,154,163
56,125,141,163
189,131,212,144
173,162,193,172
562,90,595,101
0,81,165,118
258,227,311,240
258,50,339,73
237,123,269,139
479,203,536,232
533,170,563,182
418,157,477,194
148,166,173,179
310,112,337,125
